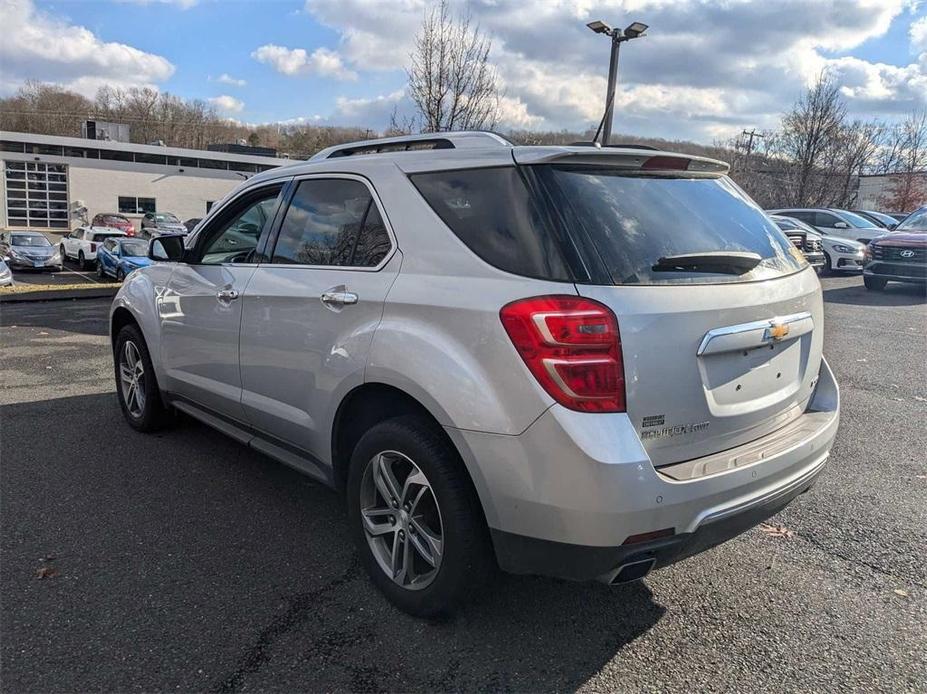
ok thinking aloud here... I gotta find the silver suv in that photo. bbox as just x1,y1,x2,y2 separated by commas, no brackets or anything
110,132,840,616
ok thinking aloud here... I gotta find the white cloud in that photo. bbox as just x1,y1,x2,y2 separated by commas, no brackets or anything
215,73,246,87
252,44,357,81
0,0,174,97
209,95,245,113
303,0,925,141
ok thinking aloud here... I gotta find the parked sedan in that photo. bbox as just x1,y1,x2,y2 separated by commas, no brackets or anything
184,218,202,233
770,215,864,274
140,212,187,237
0,259,13,286
0,231,63,271
92,213,137,236
864,206,927,290
851,209,898,230
767,207,884,243
769,215,825,271
96,237,153,281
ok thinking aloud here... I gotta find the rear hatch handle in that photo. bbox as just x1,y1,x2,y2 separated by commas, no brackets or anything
697,311,813,356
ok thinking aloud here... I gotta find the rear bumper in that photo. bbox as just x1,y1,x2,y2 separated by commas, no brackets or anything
447,358,839,582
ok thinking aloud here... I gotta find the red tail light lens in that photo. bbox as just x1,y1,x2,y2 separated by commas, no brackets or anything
500,295,625,413
90,243,97,252
642,155,690,171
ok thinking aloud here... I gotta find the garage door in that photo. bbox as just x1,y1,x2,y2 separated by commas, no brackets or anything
4,161,70,229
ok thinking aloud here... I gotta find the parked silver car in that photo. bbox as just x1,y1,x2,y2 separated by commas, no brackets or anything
140,212,187,237
110,132,840,616
767,207,884,243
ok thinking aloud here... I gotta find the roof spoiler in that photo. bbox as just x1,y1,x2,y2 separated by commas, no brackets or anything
512,147,730,174
310,131,512,160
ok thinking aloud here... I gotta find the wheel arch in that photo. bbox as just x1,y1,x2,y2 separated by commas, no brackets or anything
330,383,493,528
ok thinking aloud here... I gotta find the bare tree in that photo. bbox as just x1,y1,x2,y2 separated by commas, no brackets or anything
406,0,502,132
878,110,927,212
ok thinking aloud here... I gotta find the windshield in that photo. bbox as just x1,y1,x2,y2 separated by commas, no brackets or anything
774,216,818,235
897,208,927,231
154,213,180,223
11,235,51,247
540,167,803,285
837,210,878,228
121,241,148,257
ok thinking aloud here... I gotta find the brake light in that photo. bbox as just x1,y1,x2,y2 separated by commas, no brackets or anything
500,295,625,412
90,243,97,252
642,155,690,171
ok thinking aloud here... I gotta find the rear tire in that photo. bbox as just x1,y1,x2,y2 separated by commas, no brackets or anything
864,276,887,291
78,251,88,270
114,324,172,432
346,415,493,618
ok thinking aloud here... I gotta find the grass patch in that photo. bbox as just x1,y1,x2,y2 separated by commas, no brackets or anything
0,282,119,294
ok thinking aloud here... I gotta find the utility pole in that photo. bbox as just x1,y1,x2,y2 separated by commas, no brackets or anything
741,128,765,156
587,20,649,145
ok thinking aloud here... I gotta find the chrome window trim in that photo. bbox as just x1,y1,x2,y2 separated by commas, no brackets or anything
264,172,398,273
696,311,813,356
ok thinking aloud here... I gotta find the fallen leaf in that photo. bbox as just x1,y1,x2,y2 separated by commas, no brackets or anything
893,589,909,598
35,566,58,579
38,331,49,336
759,522,795,539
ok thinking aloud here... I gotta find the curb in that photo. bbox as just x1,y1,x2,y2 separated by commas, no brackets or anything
0,285,120,304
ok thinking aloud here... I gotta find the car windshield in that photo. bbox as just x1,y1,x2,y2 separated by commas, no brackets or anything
121,241,148,257
155,213,180,223
896,208,927,231
11,235,51,247
774,216,818,235
837,210,878,228
538,167,803,285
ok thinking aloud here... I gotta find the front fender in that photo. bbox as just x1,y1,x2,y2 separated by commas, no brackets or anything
110,264,175,381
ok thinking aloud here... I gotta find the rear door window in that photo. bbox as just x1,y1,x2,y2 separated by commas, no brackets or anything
271,178,392,267
538,166,803,285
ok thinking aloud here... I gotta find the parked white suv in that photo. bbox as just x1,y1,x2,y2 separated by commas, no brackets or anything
110,132,840,616
61,226,126,269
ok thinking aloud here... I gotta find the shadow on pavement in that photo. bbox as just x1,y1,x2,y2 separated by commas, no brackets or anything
1,392,665,693
0,296,110,336
822,281,926,307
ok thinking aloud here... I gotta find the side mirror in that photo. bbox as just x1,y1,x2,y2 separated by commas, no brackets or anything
149,234,186,262
887,223,897,231
834,221,849,229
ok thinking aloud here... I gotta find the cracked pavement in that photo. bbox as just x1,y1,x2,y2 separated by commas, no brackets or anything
1,275,925,692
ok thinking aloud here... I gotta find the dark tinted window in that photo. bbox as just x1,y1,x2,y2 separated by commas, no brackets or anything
411,167,570,280
813,211,841,227
273,179,391,267
541,166,802,285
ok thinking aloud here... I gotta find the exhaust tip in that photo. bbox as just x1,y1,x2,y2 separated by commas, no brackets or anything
610,558,656,584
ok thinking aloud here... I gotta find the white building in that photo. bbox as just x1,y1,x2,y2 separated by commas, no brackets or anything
1,132,285,232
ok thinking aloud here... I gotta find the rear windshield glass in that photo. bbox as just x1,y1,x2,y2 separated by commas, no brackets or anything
540,166,804,285
410,167,571,281
91,233,122,242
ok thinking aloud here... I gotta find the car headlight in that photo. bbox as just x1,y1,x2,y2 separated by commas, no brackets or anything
832,244,856,253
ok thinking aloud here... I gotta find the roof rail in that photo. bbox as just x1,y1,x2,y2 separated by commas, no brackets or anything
310,131,512,160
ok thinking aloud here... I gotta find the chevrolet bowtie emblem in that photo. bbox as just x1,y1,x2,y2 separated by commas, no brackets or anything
765,322,790,341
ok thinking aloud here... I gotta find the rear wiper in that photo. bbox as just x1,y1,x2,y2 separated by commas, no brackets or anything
652,251,763,274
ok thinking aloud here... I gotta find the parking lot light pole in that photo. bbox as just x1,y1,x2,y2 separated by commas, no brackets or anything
586,20,648,145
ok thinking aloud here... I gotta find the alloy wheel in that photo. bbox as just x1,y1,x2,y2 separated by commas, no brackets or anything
359,451,444,590
119,340,146,417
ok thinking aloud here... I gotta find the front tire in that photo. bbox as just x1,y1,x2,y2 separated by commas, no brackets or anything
346,415,493,617
864,276,887,291
114,324,171,432
116,268,125,282
821,252,833,275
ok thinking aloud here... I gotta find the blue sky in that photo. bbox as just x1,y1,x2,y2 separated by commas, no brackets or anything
4,0,926,142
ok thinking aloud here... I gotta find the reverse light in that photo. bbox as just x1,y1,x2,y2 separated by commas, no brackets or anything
500,295,625,413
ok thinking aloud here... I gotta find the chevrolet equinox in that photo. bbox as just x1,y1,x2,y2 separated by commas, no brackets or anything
110,132,840,617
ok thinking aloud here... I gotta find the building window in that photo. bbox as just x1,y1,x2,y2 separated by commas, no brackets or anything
100,149,133,162
118,196,156,214
4,160,69,228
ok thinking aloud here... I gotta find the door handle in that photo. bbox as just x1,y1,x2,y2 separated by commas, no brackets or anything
216,288,239,302
320,288,359,309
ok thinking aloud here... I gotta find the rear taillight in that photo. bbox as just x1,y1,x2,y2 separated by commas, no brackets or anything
90,243,97,252
500,295,625,413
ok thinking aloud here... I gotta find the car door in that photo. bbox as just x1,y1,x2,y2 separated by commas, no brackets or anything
158,182,287,421
63,229,82,258
239,175,399,462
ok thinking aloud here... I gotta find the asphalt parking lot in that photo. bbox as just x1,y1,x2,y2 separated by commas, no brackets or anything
1,275,925,693
7,256,106,287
